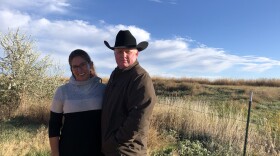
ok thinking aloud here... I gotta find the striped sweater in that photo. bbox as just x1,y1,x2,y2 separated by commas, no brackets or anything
48,76,106,156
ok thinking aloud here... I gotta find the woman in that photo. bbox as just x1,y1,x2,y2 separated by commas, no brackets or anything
48,49,105,156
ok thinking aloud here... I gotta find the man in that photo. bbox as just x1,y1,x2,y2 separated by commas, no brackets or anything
101,30,156,156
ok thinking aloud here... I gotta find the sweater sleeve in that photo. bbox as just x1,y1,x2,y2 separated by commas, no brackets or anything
50,86,64,113
48,86,64,137
115,73,156,143
48,111,63,137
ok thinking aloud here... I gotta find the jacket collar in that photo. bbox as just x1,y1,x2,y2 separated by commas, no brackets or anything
115,60,139,73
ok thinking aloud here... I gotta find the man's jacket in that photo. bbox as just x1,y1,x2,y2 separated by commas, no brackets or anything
101,61,156,156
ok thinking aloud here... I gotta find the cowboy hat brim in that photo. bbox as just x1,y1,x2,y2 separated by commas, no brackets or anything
104,41,148,52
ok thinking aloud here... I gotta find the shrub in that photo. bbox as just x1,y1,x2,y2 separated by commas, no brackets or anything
150,139,210,156
0,29,63,119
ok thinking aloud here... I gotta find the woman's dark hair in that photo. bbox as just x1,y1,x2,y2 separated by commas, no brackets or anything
68,49,96,77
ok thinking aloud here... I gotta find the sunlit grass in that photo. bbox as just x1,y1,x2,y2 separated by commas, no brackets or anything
0,77,279,155
0,119,50,156
149,97,279,155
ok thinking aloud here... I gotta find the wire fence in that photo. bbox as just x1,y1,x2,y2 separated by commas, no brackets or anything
154,98,280,154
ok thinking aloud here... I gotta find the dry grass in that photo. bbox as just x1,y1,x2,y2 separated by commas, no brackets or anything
152,77,280,87
149,97,280,155
13,97,51,124
1,96,279,155
0,97,51,156
1,77,280,155
0,126,49,156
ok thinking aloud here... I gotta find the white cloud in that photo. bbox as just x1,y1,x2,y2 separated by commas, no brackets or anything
0,8,280,78
0,9,31,31
149,0,163,3
46,0,70,13
149,0,177,4
0,0,70,14
142,37,280,76
168,0,177,4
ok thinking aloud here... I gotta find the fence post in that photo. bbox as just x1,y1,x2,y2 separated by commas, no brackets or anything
243,91,253,156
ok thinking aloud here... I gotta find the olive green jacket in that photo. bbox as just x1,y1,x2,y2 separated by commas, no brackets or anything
101,61,156,156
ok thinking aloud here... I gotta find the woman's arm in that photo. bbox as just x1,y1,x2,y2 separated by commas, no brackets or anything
49,137,60,156
48,87,64,156
48,111,63,156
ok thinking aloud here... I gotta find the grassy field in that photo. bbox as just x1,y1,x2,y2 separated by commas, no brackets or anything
0,77,279,155
0,101,50,156
149,78,280,155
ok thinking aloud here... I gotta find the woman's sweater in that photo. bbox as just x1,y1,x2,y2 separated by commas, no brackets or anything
48,76,106,156
50,76,105,114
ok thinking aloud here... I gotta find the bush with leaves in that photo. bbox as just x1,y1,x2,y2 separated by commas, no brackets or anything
0,29,63,119
150,140,211,156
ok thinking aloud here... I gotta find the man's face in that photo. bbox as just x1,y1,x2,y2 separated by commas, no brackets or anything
114,48,139,69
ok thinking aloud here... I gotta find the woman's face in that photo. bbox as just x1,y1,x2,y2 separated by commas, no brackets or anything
70,56,91,81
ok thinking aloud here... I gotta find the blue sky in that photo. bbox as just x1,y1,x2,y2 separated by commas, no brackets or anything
1,0,280,79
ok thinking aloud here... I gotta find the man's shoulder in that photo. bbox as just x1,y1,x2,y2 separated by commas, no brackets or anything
130,64,153,82
133,63,148,75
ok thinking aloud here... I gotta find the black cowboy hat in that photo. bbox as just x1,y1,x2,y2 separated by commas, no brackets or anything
104,30,148,51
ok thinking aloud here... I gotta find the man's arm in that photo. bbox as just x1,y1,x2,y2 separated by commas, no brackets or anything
115,73,156,143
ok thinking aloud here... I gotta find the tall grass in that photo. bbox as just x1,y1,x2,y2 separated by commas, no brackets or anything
1,97,279,155
149,97,279,155
0,125,49,156
0,96,51,156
